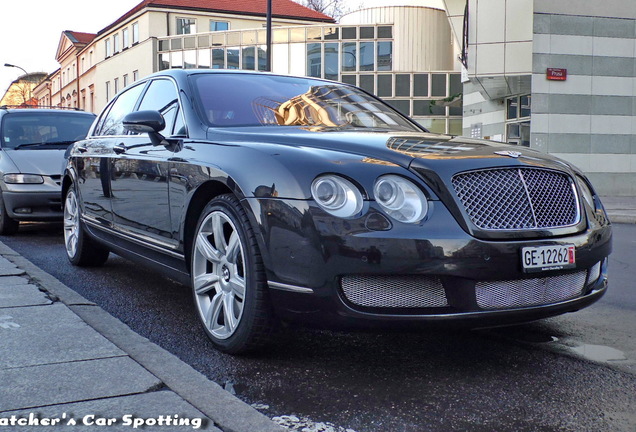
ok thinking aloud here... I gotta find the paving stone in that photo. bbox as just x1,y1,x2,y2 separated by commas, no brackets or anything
0,267,24,276
0,304,124,369
0,356,162,412
0,284,51,308
0,276,29,286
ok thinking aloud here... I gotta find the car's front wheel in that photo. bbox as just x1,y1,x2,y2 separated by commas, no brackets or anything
191,194,275,354
0,193,19,235
63,185,110,266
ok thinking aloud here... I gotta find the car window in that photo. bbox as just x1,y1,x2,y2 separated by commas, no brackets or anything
1,112,95,149
95,83,145,136
190,73,420,132
137,79,184,136
172,107,186,136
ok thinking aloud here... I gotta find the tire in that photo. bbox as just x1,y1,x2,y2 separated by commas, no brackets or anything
0,194,19,235
63,185,110,266
191,194,275,354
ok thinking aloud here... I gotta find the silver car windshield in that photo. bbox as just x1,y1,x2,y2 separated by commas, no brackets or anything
191,73,421,132
1,112,94,149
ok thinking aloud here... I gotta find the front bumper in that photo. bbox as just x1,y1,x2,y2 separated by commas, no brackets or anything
244,198,612,328
2,191,63,221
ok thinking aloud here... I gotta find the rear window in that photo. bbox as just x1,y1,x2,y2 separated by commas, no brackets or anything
1,112,95,149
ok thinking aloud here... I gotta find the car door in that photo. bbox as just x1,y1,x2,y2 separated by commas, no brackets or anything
75,83,146,227
109,78,182,250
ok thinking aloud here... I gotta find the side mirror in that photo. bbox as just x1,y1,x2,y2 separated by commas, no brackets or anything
123,110,167,146
123,110,166,134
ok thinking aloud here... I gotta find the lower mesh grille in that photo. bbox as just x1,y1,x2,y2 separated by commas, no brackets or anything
475,271,587,310
587,262,601,285
341,275,448,308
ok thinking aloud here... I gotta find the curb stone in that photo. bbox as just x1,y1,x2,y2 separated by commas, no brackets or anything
0,241,284,432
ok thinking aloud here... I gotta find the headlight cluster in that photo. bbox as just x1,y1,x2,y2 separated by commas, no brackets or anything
311,174,428,223
374,175,428,223
3,174,44,184
311,175,363,218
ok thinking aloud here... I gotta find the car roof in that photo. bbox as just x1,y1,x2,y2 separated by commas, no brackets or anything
0,108,95,117
143,68,341,86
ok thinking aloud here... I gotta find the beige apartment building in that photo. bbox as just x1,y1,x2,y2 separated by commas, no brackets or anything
34,0,333,113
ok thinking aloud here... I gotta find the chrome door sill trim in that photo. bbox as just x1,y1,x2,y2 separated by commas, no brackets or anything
268,281,314,294
83,217,184,259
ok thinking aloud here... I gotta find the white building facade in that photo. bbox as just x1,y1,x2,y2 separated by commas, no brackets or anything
443,0,636,195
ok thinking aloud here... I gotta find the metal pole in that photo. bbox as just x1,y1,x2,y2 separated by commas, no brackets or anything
266,0,272,71
4,63,28,76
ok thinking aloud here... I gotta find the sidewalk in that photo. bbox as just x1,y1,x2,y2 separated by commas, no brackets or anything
0,242,283,432
600,196,636,225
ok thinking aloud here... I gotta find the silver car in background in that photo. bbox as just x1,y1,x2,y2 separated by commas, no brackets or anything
0,107,95,234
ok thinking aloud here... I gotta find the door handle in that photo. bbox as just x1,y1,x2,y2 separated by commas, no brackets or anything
113,143,127,154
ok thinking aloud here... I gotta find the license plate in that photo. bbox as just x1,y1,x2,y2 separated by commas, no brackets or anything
522,244,575,273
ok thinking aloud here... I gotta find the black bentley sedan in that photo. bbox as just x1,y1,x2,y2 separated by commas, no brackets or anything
62,70,611,353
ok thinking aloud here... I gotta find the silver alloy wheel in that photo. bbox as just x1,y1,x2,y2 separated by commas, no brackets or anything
63,189,80,259
192,211,247,340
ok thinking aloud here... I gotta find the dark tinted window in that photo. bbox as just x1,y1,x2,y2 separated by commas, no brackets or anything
191,73,419,131
96,83,145,136
1,112,95,149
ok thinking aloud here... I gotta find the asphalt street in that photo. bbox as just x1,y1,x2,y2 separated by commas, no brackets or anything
2,222,635,432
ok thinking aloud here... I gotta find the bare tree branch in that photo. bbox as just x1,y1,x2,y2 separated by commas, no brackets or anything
296,0,350,20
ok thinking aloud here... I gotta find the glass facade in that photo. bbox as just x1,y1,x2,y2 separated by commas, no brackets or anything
506,94,531,146
156,24,462,134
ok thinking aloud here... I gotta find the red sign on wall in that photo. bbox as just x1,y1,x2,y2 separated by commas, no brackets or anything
546,68,567,81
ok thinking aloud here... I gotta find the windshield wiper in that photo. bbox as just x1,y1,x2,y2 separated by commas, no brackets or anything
12,141,77,150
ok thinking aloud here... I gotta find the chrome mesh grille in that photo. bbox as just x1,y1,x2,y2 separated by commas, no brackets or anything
475,271,587,310
452,168,579,230
341,275,448,308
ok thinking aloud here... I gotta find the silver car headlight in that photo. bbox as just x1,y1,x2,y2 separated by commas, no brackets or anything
311,175,363,218
3,174,44,184
374,175,428,223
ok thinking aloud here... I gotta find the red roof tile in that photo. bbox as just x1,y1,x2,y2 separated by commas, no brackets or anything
99,0,334,35
66,31,97,45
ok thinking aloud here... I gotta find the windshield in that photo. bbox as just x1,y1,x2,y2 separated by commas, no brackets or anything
191,73,421,132
1,112,95,149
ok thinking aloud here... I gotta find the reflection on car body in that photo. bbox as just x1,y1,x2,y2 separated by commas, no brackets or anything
62,70,611,354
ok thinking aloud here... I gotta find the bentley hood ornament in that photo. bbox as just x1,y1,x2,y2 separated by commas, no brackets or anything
494,150,522,158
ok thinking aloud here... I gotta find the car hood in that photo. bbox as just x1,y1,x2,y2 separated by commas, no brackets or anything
2,149,66,175
209,126,575,174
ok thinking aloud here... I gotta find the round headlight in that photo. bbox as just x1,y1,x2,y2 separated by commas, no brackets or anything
311,175,363,218
373,175,428,223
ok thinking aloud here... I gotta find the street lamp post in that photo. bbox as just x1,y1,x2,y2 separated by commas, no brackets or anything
4,63,32,104
266,0,272,72
4,63,28,76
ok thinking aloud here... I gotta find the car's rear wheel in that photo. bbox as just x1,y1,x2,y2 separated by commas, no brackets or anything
0,194,19,235
63,185,109,266
191,194,275,354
